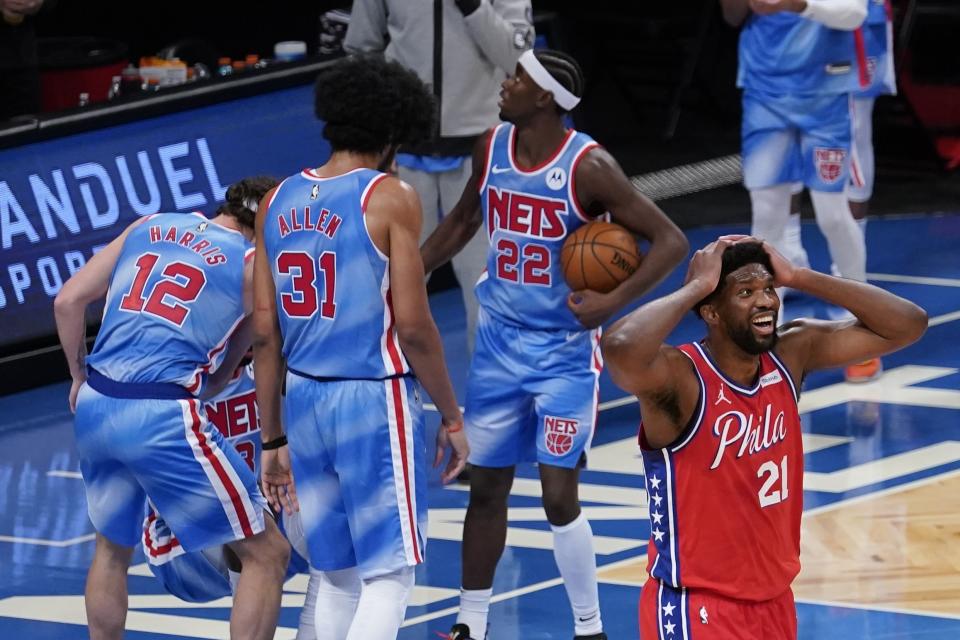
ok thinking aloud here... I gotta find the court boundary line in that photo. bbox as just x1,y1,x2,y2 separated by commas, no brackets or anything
793,597,960,622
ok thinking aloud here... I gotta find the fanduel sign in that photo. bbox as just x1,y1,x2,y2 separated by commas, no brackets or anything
0,84,328,346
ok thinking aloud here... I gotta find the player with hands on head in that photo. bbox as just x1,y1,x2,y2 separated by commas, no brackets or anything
602,235,927,640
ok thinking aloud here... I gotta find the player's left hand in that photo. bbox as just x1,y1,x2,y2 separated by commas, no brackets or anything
261,446,299,515
568,289,619,329
435,418,469,484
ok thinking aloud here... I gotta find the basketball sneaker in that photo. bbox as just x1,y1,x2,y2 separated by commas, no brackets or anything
845,357,883,383
446,623,479,640
574,633,607,640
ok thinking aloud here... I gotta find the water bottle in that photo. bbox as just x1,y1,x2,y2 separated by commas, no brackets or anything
107,75,122,100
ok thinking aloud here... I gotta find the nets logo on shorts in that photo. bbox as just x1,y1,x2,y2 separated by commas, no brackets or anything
814,147,846,184
544,415,579,456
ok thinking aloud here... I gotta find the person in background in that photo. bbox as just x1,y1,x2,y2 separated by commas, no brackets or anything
0,0,55,121
778,0,896,383
345,0,534,355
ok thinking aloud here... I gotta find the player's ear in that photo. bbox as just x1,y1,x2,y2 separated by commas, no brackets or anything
535,89,554,110
699,303,721,327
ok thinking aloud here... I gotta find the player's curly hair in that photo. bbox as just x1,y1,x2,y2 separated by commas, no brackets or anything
694,241,776,318
314,54,436,153
534,49,585,114
216,175,280,229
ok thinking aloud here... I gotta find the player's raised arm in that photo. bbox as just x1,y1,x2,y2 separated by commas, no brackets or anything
373,177,468,483
603,238,737,447
568,147,688,328
54,217,146,412
763,240,927,379
419,130,491,275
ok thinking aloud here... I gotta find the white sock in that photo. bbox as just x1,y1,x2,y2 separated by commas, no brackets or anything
810,190,866,282
749,184,793,254
457,588,493,638
227,569,241,595
345,566,415,639
551,513,603,636
782,212,810,269
857,217,867,236
311,567,361,640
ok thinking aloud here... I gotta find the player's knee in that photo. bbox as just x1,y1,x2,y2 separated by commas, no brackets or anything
541,492,580,526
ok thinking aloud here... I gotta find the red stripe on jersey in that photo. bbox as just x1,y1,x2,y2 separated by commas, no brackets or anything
509,126,575,173
188,400,254,538
477,127,498,194
383,290,405,375
390,377,422,564
362,173,390,214
854,28,870,88
570,142,601,222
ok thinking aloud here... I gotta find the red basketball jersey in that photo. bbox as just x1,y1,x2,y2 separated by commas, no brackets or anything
639,341,803,602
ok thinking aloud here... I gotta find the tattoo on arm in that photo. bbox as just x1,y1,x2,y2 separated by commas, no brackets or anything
76,343,86,374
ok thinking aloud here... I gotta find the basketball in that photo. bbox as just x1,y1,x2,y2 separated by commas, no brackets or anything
560,221,642,293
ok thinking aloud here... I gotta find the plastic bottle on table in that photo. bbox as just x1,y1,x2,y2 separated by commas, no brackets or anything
217,57,233,76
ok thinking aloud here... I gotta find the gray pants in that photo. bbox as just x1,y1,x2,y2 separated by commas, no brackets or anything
399,159,488,355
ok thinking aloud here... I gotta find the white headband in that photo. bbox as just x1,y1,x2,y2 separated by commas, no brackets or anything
518,50,580,111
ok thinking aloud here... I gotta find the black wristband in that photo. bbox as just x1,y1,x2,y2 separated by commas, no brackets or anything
262,434,288,450
455,0,481,16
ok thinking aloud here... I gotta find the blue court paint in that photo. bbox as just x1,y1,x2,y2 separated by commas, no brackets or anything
1,214,958,638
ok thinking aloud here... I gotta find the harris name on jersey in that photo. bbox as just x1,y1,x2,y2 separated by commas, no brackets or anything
147,219,233,266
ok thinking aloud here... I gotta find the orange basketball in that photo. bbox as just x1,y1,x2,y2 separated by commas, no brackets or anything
560,221,642,293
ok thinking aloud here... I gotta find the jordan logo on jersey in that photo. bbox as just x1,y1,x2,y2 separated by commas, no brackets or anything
709,403,787,469
714,383,732,406
487,186,568,240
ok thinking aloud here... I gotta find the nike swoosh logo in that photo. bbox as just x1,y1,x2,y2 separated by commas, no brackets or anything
578,614,597,622
565,332,580,342
491,165,511,174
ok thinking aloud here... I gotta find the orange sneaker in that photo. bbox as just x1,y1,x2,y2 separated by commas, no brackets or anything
845,357,883,383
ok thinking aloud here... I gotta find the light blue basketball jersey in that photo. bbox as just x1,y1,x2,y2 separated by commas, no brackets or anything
86,212,250,395
204,364,260,475
738,11,863,95
263,169,410,379
476,123,600,331
857,0,896,97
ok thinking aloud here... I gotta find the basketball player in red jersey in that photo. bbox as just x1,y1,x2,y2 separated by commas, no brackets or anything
602,236,927,639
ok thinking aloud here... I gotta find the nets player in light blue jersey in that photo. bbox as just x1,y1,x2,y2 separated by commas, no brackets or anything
421,49,688,640
723,0,885,382
142,358,321,639
54,177,291,640
253,55,468,640
721,0,868,289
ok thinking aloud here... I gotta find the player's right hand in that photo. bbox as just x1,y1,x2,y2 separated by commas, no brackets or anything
262,446,299,515
683,236,739,293
435,417,468,484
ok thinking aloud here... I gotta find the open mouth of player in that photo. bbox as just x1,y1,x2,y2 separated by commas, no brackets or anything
751,312,776,336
